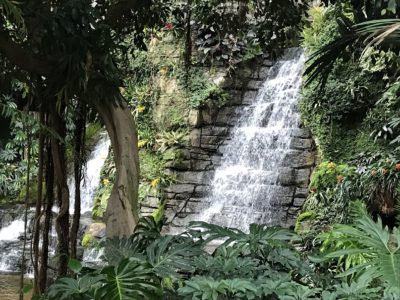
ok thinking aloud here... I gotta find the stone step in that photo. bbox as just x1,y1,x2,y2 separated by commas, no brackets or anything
216,149,315,170
209,185,295,206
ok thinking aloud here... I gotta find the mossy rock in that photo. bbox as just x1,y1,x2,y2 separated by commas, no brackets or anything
295,211,316,234
81,233,94,248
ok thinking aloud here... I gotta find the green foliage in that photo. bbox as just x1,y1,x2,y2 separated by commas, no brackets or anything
302,162,356,230
68,259,83,274
309,161,355,191
155,129,189,153
189,221,301,252
45,213,400,299
151,204,165,224
359,47,398,74
81,234,94,248
85,123,102,148
294,211,316,233
317,201,400,293
300,3,393,162
317,228,372,273
0,100,40,199
48,260,161,300
0,0,24,28
302,5,339,54
189,0,306,67
92,183,112,219
178,68,229,109
178,276,259,300
92,149,114,218
146,235,201,279
96,259,162,300
139,150,166,183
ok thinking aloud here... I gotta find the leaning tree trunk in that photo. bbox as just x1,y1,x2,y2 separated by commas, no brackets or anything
93,99,139,237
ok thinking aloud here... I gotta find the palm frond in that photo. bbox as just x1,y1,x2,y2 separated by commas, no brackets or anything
355,19,400,50
304,34,358,87
304,19,400,87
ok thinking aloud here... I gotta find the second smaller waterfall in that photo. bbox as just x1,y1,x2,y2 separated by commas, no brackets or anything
0,134,110,274
69,134,111,214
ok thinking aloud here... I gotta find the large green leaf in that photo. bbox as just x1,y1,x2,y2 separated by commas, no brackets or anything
189,221,300,248
95,259,162,300
146,235,202,278
48,274,103,300
103,216,163,265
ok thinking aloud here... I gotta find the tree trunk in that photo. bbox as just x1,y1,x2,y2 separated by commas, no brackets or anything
49,103,70,275
32,109,44,295
93,100,139,237
20,122,31,300
70,103,86,259
39,149,54,292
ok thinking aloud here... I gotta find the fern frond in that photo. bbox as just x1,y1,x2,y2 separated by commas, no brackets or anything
0,0,24,28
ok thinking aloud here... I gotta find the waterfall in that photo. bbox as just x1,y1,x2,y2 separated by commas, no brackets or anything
0,134,110,273
69,134,111,214
198,49,306,231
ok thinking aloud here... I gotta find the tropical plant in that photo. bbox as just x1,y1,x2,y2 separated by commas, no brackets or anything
317,201,400,293
46,212,400,299
48,259,162,300
155,130,189,153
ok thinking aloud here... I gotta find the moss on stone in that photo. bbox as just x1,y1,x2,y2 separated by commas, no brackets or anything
81,233,94,248
294,211,316,234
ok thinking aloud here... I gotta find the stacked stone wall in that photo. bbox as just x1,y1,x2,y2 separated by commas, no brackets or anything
140,55,316,233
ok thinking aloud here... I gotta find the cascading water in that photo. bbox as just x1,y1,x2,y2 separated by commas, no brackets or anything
69,134,111,214
199,49,306,231
0,219,30,274
0,134,110,274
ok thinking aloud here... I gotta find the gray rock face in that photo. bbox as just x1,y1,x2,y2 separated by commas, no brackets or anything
140,56,316,233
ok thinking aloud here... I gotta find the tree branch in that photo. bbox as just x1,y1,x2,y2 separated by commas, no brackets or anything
0,30,51,76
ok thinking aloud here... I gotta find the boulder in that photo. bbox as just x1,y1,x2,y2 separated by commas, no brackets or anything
85,223,106,239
